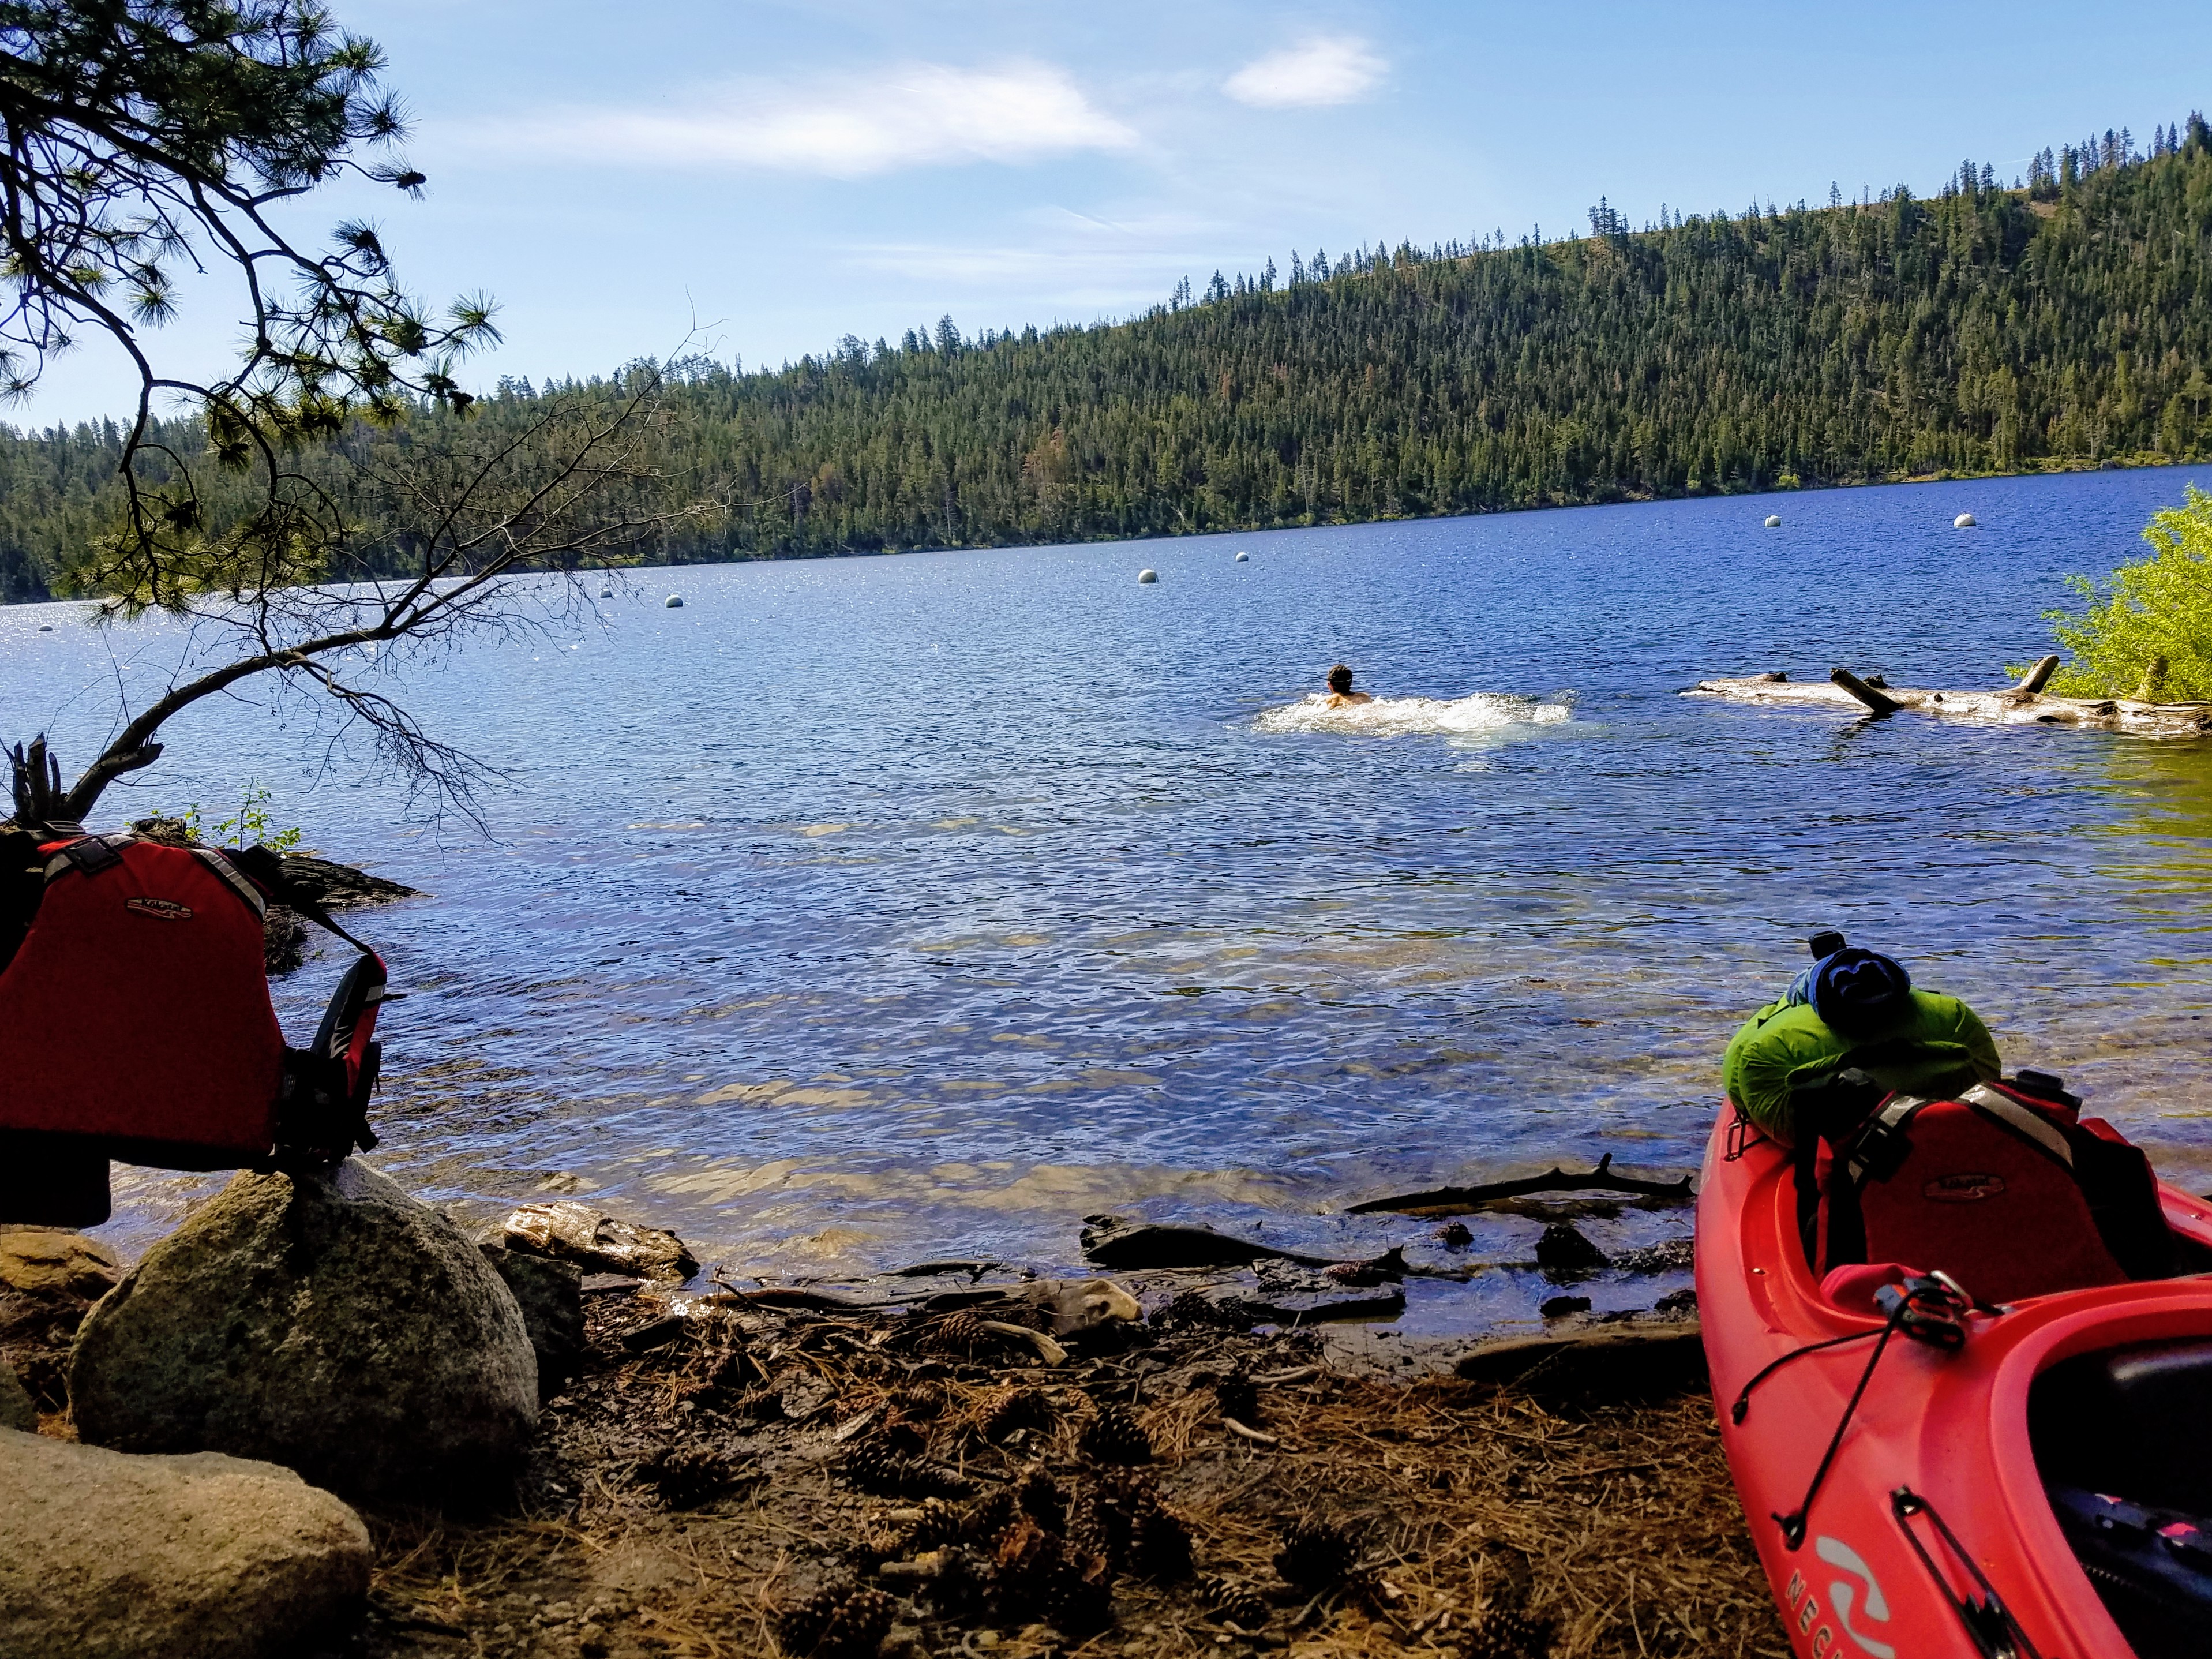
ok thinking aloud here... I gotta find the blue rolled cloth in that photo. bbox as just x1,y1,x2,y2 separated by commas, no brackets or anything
1785,946,1914,1037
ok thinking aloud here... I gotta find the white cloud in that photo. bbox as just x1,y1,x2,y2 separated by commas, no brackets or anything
468,62,1135,178
843,206,1234,298
1223,36,1386,108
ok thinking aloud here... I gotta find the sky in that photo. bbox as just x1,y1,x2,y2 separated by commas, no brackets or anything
16,0,2212,428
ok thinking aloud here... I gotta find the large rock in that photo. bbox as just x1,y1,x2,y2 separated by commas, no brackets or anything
69,1159,537,1497
503,1200,698,1283
0,1359,32,1432
0,1427,370,1659
478,1242,585,1397
0,1229,118,1413
0,1228,123,1299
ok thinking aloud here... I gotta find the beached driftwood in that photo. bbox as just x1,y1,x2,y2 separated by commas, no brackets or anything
1687,657,2212,737
1346,1154,1695,1218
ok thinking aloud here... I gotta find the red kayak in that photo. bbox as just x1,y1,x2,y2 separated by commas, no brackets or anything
1697,1089,2212,1659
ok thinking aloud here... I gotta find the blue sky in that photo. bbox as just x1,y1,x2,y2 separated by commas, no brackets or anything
19,0,2212,426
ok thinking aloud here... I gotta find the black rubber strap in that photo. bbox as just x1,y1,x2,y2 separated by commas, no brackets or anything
219,844,380,959
1729,1328,1881,1425
1775,1312,1906,1549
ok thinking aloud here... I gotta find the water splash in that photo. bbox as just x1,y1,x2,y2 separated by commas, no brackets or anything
1254,690,1574,739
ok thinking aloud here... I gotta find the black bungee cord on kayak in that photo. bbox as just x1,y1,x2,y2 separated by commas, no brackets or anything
1891,1488,2046,1659
1731,1274,1973,1551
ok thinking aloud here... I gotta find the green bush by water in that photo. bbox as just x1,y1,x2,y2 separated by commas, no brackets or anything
2046,485,2212,701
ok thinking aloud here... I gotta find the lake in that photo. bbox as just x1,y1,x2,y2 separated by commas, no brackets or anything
4,465,2209,1331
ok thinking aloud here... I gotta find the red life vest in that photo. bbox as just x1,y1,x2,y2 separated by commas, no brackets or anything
0,832,387,1225
1813,1081,2159,1304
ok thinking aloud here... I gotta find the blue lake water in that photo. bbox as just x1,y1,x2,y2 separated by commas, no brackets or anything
4,466,2210,1331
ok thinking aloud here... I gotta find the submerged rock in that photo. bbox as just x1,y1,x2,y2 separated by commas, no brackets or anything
0,1428,370,1659
1534,1222,1609,1275
70,1159,537,1497
501,1200,699,1283
1611,1236,1697,1275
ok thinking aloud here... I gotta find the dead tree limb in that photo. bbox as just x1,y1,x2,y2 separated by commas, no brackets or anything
1346,1154,1695,1217
1687,668,2212,738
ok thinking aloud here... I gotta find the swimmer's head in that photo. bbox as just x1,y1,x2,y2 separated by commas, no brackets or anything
1327,664,1354,694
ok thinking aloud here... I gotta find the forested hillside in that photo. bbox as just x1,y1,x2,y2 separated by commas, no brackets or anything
5,118,2211,597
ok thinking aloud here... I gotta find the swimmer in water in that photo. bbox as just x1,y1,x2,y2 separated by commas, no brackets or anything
1324,663,1373,707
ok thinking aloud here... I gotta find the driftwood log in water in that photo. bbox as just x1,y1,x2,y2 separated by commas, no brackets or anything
1686,658,2212,737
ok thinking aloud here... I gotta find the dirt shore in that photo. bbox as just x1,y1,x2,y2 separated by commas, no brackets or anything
342,1285,1788,1659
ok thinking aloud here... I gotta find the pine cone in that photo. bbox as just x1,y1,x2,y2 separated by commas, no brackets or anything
1273,1516,1358,1589
812,1586,895,1659
1063,1487,1114,1569
1459,1605,1556,1659
1015,1465,1066,1528
930,1545,994,1621
992,1516,1062,1621
839,1439,971,1500
902,1459,975,1500
912,1496,961,1550
635,1443,747,1509
891,1380,947,1421
1130,1499,1193,1582
962,1486,1017,1544
674,1345,750,1406
1216,1370,1260,1425
857,1496,961,1563
1150,1289,1253,1332
1082,1470,1189,1581
927,1309,985,1357
775,1583,847,1656
1079,1402,1153,1465
1040,1559,1114,1635
980,1385,1052,1439
838,1439,907,1496
1199,1576,1270,1632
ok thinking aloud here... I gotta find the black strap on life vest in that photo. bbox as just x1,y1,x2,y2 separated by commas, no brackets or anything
215,843,390,1163
214,844,383,959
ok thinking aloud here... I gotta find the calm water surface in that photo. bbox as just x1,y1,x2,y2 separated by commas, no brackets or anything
4,467,2209,1330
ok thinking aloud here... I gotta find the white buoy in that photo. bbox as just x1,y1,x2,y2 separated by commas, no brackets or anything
1235,550,1250,562
1764,515,1782,529
665,594,684,607
1955,512,1977,529
1137,568,1159,584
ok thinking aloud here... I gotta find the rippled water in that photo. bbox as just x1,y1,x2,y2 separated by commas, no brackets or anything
5,466,2209,1330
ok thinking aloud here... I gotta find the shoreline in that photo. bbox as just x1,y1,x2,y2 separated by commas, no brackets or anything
353,1251,1751,1659
2,453,2203,602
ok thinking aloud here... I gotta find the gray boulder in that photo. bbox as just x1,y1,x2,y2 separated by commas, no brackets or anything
478,1242,585,1397
0,1360,31,1432
0,1427,370,1659
69,1159,537,1498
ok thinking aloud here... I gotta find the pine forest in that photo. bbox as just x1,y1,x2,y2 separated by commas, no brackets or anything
3,117,2210,600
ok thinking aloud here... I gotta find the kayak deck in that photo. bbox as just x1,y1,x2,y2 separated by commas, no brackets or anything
1696,1109,2212,1658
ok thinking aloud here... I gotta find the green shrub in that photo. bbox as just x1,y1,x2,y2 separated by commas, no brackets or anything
2045,485,2212,701
170,780,307,853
